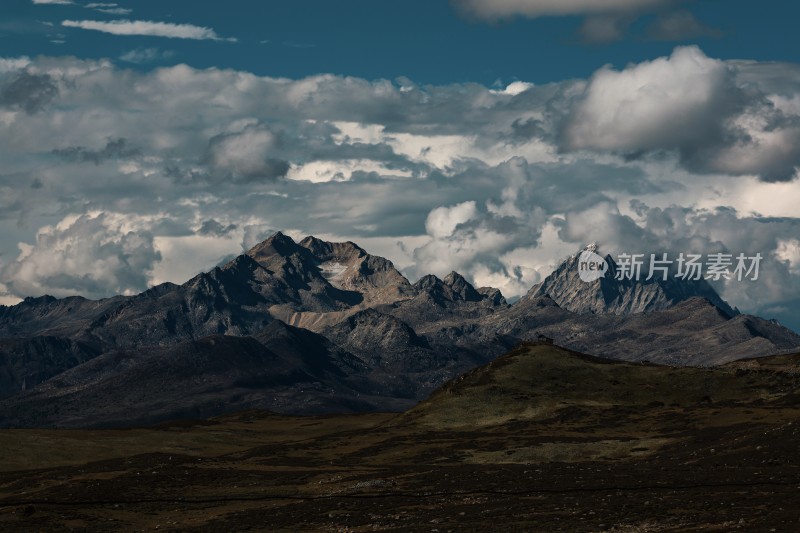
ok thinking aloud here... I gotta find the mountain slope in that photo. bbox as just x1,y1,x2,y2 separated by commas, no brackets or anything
485,295,800,365
0,332,393,428
319,307,490,399
0,336,100,397
0,256,282,349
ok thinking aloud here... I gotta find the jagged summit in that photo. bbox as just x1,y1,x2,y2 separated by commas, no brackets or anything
246,232,408,287
250,230,298,256
527,248,737,316
412,274,441,292
298,235,366,260
443,271,483,302
240,232,415,328
411,271,501,305
245,231,314,274
441,271,506,305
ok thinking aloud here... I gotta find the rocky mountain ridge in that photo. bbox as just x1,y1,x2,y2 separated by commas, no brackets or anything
1,232,798,427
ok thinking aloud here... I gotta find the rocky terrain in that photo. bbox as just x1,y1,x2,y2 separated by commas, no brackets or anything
0,232,799,427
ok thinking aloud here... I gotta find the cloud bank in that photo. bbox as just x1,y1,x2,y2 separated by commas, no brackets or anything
0,47,799,329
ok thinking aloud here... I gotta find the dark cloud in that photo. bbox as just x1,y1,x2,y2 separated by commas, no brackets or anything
452,0,695,42
510,117,547,141
53,138,141,165
451,0,675,21
645,10,722,41
119,48,175,64
198,219,238,237
0,71,58,114
578,14,636,44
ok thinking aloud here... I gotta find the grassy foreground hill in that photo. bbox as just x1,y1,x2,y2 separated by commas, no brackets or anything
404,343,800,428
0,343,799,531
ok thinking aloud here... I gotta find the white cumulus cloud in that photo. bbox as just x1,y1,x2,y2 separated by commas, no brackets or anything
565,46,734,152
2,212,163,299
425,201,478,239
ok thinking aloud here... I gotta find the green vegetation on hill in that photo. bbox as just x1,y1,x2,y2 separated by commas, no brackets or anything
405,342,800,428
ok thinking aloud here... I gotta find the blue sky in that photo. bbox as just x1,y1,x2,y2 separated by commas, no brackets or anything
1,0,800,333
3,0,800,84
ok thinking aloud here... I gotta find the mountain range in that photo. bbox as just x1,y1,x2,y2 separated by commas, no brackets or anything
1,232,799,428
